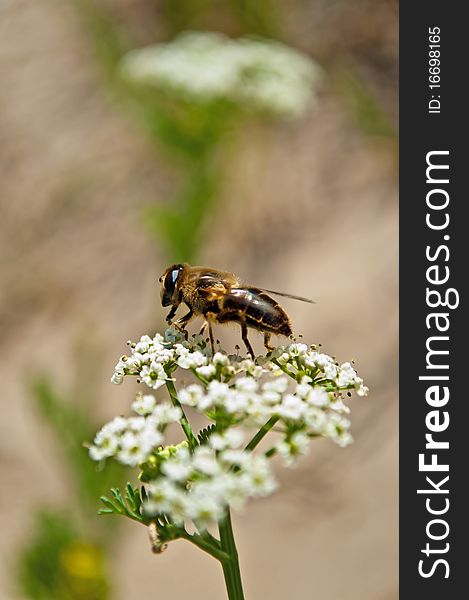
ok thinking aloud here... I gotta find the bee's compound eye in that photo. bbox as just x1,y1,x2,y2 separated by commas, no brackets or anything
171,269,180,284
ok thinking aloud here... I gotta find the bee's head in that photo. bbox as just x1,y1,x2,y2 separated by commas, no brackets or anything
159,264,185,307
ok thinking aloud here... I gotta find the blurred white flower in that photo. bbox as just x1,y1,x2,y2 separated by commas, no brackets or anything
120,31,323,117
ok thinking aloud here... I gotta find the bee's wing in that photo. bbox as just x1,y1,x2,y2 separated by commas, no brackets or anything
187,266,240,288
257,288,315,304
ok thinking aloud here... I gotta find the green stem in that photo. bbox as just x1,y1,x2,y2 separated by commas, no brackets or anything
181,531,230,563
219,509,245,600
271,357,298,379
165,379,198,449
244,415,279,452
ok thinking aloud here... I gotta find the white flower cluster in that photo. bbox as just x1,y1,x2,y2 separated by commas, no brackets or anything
178,374,354,448
92,330,368,525
111,331,263,390
89,394,182,466
120,31,322,117
144,432,276,527
110,330,368,452
274,342,369,397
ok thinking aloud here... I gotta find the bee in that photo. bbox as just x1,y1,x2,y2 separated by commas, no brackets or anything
158,263,313,357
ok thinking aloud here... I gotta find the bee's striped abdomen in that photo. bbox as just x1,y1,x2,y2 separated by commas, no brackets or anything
218,288,292,337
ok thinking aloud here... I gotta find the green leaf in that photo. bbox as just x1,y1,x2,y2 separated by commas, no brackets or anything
197,424,217,445
99,488,145,523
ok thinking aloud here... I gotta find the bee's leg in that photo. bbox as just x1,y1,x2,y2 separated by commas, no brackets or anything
240,320,255,358
208,320,215,354
263,332,274,352
165,305,178,323
199,321,208,337
173,310,193,340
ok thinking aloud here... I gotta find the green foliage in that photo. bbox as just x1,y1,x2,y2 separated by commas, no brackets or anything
17,511,109,600
99,483,147,524
197,423,217,445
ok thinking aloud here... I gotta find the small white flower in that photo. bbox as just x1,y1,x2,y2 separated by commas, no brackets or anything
139,425,164,449
323,363,338,380
207,380,230,404
214,474,248,511
235,377,258,393
277,431,311,465
195,364,217,379
177,350,207,369
213,352,229,366
150,403,183,425
262,376,289,394
220,449,250,467
304,406,327,431
323,414,351,445
127,351,147,370
209,433,227,451
209,429,244,451
329,398,351,414
149,347,174,364
277,394,306,420
178,384,205,407
238,359,263,377
277,352,291,365
89,445,116,461
111,370,124,385
132,394,157,415
186,487,224,526
288,343,308,357
161,460,192,482
240,457,277,496
146,479,181,514
336,431,354,447
225,391,250,414
127,416,147,432
93,429,119,450
117,432,149,466
152,333,165,345
305,387,330,408
336,362,359,387
140,364,167,390
224,428,245,448
192,447,221,476
100,416,128,435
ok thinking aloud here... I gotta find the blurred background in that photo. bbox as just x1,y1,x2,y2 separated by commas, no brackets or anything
0,1,397,599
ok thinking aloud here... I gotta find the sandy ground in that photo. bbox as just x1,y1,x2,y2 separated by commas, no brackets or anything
1,1,398,599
